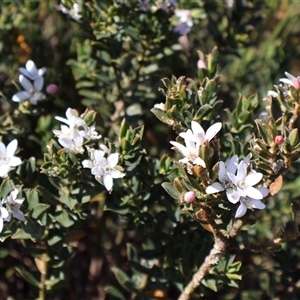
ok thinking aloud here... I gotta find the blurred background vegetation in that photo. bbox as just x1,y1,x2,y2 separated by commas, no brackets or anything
1,0,300,299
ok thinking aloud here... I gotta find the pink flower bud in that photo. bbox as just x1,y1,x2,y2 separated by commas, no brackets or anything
274,135,284,145
184,191,196,203
293,79,300,90
46,84,58,94
197,59,207,69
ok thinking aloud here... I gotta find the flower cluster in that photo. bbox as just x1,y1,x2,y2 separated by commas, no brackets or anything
170,121,222,173
0,139,22,178
0,189,25,233
174,9,193,35
206,154,269,218
53,108,101,153
12,60,47,105
82,145,125,192
55,1,82,21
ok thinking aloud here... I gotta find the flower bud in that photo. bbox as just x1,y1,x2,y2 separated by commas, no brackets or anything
46,84,58,94
197,59,207,69
184,191,196,203
274,135,284,145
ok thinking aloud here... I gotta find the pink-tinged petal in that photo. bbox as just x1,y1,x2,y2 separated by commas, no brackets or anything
19,75,33,91
245,172,262,187
7,139,18,156
103,174,113,191
227,155,238,174
244,186,263,199
285,72,296,82
218,161,227,182
184,191,196,202
226,189,240,204
33,76,44,91
246,199,265,210
0,165,10,177
236,161,247,181
205,122,222,142
9,157,22,167
12,91,30,102
257,187,269,197
170,141,190,157
193,157,206,167
191,121,205,136
206,182,224,194
235,202,247,218
108,153,119,168
26,60,38,77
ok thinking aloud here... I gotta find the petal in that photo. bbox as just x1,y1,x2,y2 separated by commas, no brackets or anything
279,78,293,85
111,169,125,179
12,91,30,102
257,187,269,197
0,142,5,156
235,203,247,218
284,72,296,82
236,161,247,182
92,166,104,176
243,153,252,166
19,67,33,80
12,210,25,221
55,116,69,125
193,157,206,167
227,172,238,186
58,137,73,148
226,189,241,204
26,60,38,77
94,151,106,166
227,155,238,174
0,218,3,233
244,186,263,199
218,161,227,182
33,76,44,91
38,67,47,76
245,198,265,210
9,157,22,167
107,153,119,168
7,139,18,156
0,207,9,219
82,159,93,168
103,174,113,191
245,172,262,187
179,129,196,142
205,182,224,194
170,141,190,158
19,75,33,91
0,165,10,177
205,122,222,142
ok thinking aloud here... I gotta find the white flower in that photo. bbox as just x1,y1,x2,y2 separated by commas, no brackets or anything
205,154,239,194
12,75,46,105
279,72,300,90
170,138,206,168
19,60,46,83
179,121,222,146
3,189,25,222
55,108,86,130
83,150,125,192
175,9,193,28
234,196,266,218
0,139,22,178
53,125,84,153
0,201,9,233
57,2,82,20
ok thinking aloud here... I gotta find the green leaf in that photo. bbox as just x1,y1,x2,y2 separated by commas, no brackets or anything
271,96,282,121
202,278,217,292
55,210,74,228
161,182,181,201
150,108,175,126
31,204,50,219
111,266,136,293
105,286,126,300
104,203,129,215
289,128,299,147
15,267,39,288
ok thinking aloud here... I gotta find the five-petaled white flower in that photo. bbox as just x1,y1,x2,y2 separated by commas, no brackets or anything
0,139,22,178
3,189,25,222
19,60,46,85
170,121,222,170
206,154,268,218
279,72,300,90
12,75,46,105
83,150,125,192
